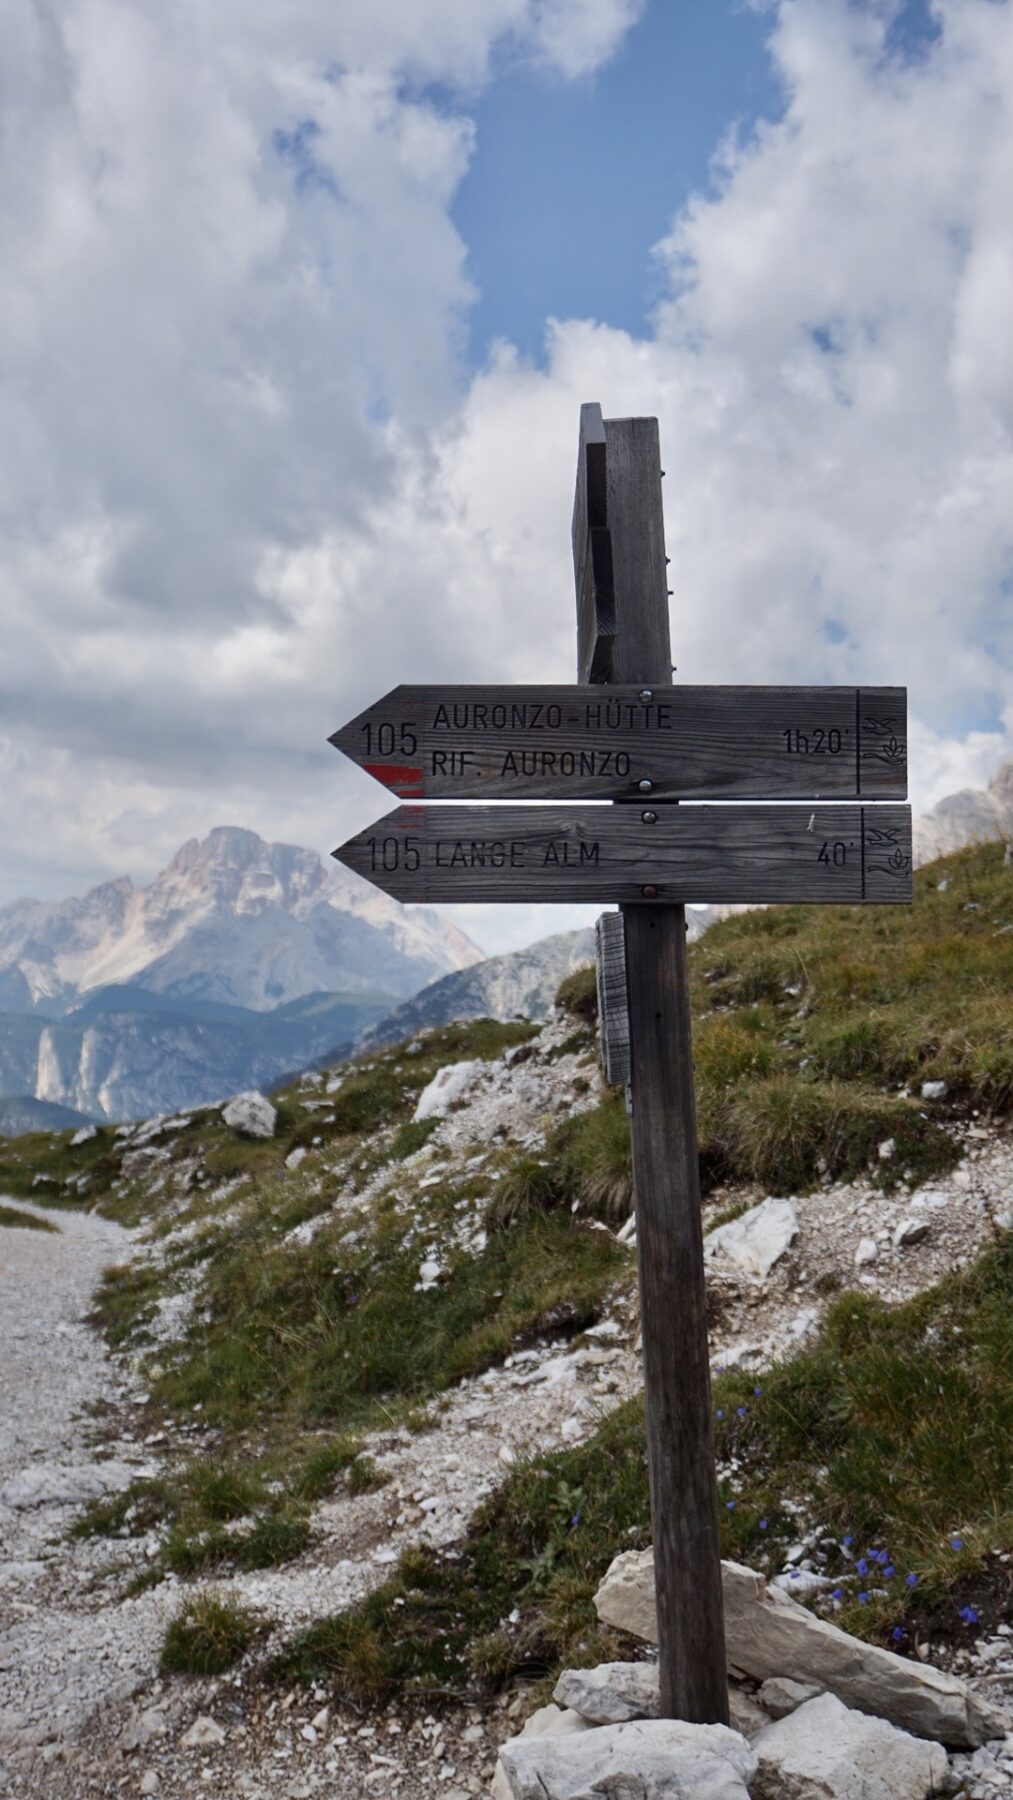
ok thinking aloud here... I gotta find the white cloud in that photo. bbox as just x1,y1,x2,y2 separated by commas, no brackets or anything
1,0,1011,957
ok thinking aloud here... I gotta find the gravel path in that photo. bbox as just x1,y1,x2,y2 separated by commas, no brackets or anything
0,1200,170,1781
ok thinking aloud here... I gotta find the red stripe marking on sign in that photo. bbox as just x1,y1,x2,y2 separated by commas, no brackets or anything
363,763,425,797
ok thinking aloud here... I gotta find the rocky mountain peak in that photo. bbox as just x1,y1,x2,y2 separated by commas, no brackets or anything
158,827,325,920
0,827,483,1026
914,754,1013,864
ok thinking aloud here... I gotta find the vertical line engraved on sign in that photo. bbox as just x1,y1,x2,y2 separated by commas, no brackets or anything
860,806,866,900
855,690,862,797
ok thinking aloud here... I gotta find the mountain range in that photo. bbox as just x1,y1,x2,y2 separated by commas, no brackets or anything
0,827,481,1123
360,928,597,1050
0,756,1010,1129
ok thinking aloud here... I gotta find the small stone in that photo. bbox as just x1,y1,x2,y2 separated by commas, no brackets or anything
705,1197,799,1279
894,1218,931,1249
181,1716,226,1749
921,1080,948,1100
413,1062,481,1122
221,1091,277,1139
553,1662,660,1724
728,1688,772,1736
878,1139,896,1160
140,1775,160,1797
855,1237,879,1267
758,1677,823,1720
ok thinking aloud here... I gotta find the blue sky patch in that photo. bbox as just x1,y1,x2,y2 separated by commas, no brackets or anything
448,0,783,366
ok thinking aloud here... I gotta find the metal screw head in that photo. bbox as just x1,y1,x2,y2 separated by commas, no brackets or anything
638,778,653,794
639,688,653,702
641,810,658,824
642,884,659,898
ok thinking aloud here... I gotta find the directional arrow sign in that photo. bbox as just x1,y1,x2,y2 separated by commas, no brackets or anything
330,685,906,803
333,803,912,906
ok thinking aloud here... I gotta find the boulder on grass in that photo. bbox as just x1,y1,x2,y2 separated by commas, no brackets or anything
495,1718,755,1800
704,1197,798,1278
593,1550,1007,1749
221,1091,277,1139
413,1061,480,1122
752,1691,948,1799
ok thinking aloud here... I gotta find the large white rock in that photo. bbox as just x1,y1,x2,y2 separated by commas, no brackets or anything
593,1551,1007,1749
752,1692,948,1799
704,1198,798,1279
491,1706,590,1800
221,1090,277,1139
553,1662,660,1724
413,1060,481,1122
495,1718,756,1800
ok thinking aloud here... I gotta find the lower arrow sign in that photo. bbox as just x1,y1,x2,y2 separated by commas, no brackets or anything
333,804,912,905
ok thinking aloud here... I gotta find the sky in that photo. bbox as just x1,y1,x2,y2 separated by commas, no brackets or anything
1,0,1011,957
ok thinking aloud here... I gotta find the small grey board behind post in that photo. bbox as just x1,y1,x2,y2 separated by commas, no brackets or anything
572,402,616,684
595,911,630,1086
333,802,912,905
329,684,907,801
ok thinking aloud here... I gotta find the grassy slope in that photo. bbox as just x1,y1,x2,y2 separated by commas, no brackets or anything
277,1233,1012,1706
59,1016,623,1584
506,843,1012,1224
271,844,1013,1701
4,842,1010,1687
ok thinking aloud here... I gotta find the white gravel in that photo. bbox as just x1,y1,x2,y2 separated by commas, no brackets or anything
0,1201,171,1772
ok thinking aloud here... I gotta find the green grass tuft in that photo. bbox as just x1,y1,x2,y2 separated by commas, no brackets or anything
160,1591,263,1676
0,1203,60,1232
347,1455,390,1496
555,965,598,1022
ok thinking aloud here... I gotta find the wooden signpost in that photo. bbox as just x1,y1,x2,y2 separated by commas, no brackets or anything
329,406,911,1728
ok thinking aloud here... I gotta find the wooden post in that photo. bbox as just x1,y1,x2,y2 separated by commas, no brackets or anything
604,415,730,1724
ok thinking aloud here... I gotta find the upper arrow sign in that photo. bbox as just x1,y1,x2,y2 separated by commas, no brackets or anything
330,684,907,802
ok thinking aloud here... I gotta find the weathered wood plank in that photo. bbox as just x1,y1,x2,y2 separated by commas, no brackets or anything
595,911,629,1086
329,684,908,801
602,413,730,1726
572,402,615,683
332,802,912,905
